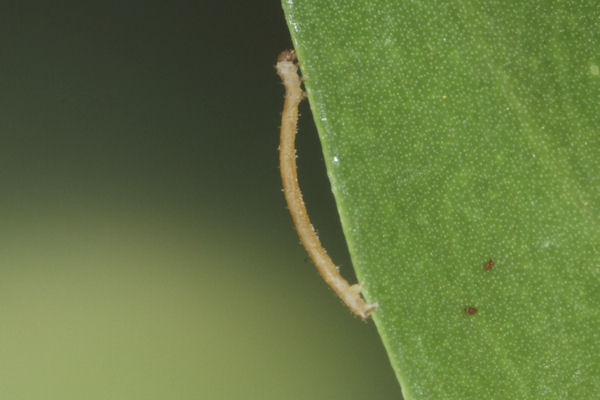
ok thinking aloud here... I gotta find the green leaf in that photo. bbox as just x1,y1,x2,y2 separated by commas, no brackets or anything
281,1,600,399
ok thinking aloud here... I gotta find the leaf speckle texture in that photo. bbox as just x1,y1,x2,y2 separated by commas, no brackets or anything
281,1,600,399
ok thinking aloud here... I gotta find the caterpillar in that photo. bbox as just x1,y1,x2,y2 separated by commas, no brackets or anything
276,50,377,319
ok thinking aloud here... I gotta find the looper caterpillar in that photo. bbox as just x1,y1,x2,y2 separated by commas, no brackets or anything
276,50,377,319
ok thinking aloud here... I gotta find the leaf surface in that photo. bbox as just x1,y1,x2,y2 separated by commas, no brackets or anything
281,1,600,398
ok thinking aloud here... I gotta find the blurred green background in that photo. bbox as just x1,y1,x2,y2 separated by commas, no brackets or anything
0,1,402,399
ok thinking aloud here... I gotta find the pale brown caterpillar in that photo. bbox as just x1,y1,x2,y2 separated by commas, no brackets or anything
276,49,377,319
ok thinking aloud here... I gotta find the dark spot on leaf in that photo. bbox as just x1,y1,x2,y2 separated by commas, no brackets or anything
485,258,495,270
464,307,478,315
